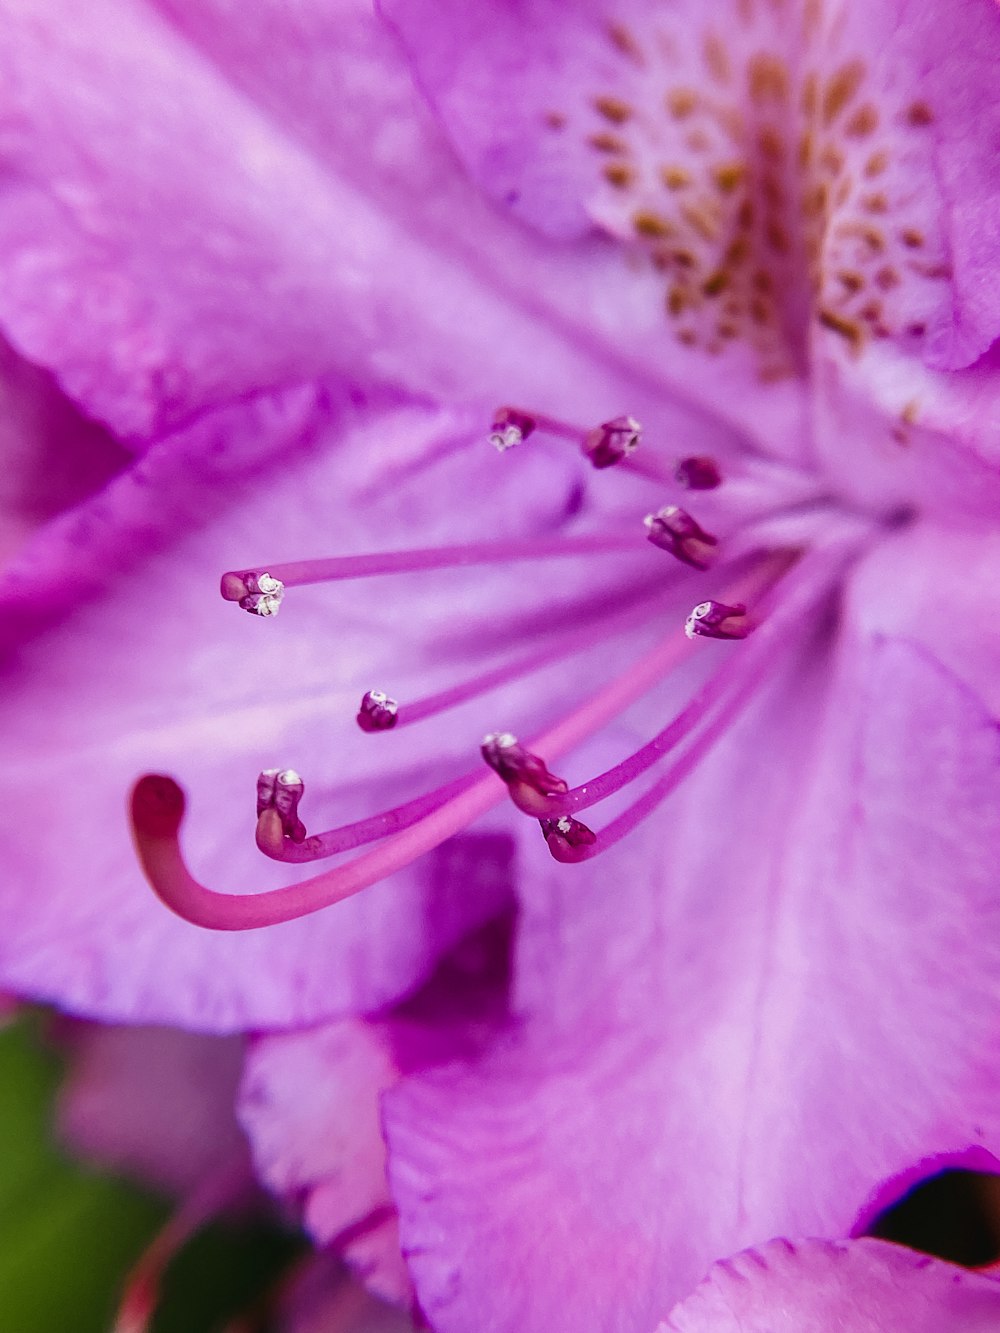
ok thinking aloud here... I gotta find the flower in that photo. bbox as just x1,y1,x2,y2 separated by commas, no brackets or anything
1,0,1000,1330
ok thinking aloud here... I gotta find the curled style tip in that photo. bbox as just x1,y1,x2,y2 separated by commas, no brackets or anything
131,774,186,839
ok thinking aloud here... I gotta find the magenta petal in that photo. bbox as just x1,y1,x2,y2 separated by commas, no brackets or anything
659,1237,1000,1332
382,630,1000,1331
0,391,573,1028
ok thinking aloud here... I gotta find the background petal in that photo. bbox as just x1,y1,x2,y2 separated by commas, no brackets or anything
658,1237,1000,1332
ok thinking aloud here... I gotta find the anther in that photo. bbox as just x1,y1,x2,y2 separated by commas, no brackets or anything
221,570,285,617
481,732,568,796
582,414,642,469
675,455,723,490
644,505,719,570
489,407,537,452
684,599,749,641
357,689,399,732
540,815,597,861
256,768,307,842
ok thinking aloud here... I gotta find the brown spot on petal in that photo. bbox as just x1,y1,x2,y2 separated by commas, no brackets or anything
875,266,900,290
747,53,790,103
666,88,699,119
712,161,746,193
906,101,934,127
822,61,866,125
661,165,692,190
595,95,633,124
703,32,732,84
589,131,628,153
837,271,864,293
901,228,924,249
862,192,888,214
845,103,879,137
818,307,864,350
703,270,729,297
544,111,566,130
864,150,889,178
633,209,674,238
607,21,645,64
603,162,636,189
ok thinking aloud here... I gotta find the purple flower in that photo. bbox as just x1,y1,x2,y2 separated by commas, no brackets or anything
1,0,1000,1329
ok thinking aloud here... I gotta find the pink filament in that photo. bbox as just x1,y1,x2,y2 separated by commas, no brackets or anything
220,532,645,598
508,548,827,818
539,541,854,861
132,552,803,930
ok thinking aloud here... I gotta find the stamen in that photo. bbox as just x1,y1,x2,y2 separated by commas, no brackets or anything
488,406,538,452
134,548,841,930
540,815,596,854
644,505,719,570
256,768,307,842
684,599,749,640
525,543,857,859
219,532,645,607
490,406,648,472
357,689,399,732
254,770,476,862
133,564,755,927
221,571,285,617
481,732,568,795
583,414,642,469
675,455,723,490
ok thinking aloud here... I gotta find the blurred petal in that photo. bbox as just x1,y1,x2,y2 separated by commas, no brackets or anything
659,1237,1000,1333
57,1021,247,1198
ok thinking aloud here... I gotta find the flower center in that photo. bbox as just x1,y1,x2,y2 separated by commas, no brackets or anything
559,11,949,373
130,409,873,931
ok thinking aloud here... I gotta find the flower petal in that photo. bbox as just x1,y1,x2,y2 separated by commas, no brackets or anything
0,0,719,450
658,1237,1000,1332
56,1020,246,1198
383,628,1000,1330
240,911,514,1305
0,390,579,1028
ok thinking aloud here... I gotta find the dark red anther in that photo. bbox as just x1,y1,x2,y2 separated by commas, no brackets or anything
684,600,749,641
582,415,641,469
357,689,399,732
480,732,568,796
675,455,722,490
644,505,719,571
490,407,538,452
540,815,597,860
256,768,307,842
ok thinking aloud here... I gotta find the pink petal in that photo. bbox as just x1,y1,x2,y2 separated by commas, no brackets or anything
658,1237,1000,1332
383,624,1000,1330
241,913,514,1306
0,0,709,446
381,0,1000,456
0,392,586,1028
56,1019,247,1197
0,337,127,566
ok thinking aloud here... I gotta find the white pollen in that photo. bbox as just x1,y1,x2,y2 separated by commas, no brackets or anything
489,425,524,453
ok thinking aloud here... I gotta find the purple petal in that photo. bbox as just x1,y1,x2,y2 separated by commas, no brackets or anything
0,391,580,1028
0,0,712,447
659,1237,1000,1332
241,911,514,1305
383,626,1000,1330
